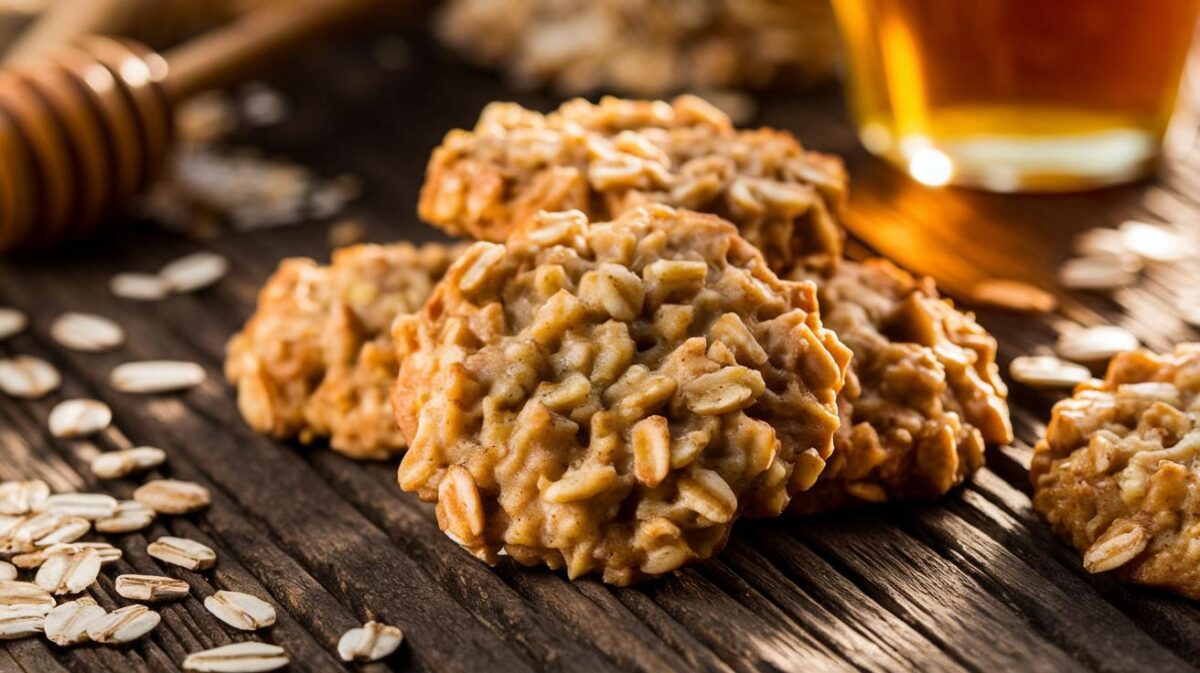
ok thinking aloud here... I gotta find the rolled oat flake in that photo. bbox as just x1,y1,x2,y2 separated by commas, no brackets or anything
1009,355,1092,389
338,620,404,662
0,480,49,515
35,548,101,594
87,604,160,644
90,446,167,479
111,360,207,393
16,542,121,568
43,597,106,646
204,590,276,631
0,307,27,341
160,252,229,293
1056,326,1140,362
115,574,190,602
0,605,46,639
31,515,91,546
148,536,216,570
0,356,61,398
95,501,156,533
47,399,113,438
969,279,1058,313
0,561,15,581
0,580,55,613
183,641,289,672
134,479,212,514
1057,255,1139,291
110,273,170,301
49,312,125,352
35,493,118,519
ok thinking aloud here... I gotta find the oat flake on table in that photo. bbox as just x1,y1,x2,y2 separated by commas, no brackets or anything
0,307,27,341
49,312,125,352
47,399,113,438
0,356,61,398
111,360,206,393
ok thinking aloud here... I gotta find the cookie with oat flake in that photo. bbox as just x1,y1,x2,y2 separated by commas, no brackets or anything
1032,345,1200,599
787,259,1012,513
419,94,846,275
392,206,850,584
225,242,462,459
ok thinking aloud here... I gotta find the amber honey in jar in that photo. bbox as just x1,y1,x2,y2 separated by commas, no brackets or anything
831,0,1200,191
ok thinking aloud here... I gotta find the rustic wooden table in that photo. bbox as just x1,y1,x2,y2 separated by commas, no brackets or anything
4,18,1200,673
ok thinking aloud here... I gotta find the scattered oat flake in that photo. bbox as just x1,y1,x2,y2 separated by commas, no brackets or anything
1056,326,1139,363
34,493,118,519
338,620,404,662
0,562,13,581
1058,255,1140,290
970,279,1057,313
111,360,206,393
134,479,211,514
110,273,170,301
1009,355,1092,389
0,580,55,613
115,574,190,602
328,218,366,248
90,446,166,479
160,252,230,293
43,597,105,646
1073,227,1129,257
0,356,61,398
1119,220,1194,262
87,604,160,644
184,641,289,672
15,542,121,568
34,548,101,594
0,605,46,639
94,500,156,534
32,516,90,547
0,480,49,515
49,312,125,352
48,399,113,438
0,307,27,341
204,590,276,631
147,536,216,571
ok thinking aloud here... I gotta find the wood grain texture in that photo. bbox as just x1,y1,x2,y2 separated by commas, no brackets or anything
2,16,1200,673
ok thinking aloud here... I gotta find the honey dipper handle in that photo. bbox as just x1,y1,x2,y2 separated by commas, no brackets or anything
163,0,381,102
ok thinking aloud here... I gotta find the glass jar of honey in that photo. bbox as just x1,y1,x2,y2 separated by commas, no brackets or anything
832,0,1200,191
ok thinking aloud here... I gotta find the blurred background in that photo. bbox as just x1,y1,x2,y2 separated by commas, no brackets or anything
0,0,1197,305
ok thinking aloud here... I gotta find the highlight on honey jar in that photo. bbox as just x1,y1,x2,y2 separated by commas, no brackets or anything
832,0,1200,192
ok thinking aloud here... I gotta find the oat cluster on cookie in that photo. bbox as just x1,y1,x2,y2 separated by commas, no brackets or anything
420,95,847,274
788,260,1012,513
391,207,850,584
225,242,460,459
1032,345,1200,599
436,0,839,96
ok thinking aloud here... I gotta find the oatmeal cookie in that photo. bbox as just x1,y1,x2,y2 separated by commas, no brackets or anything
225,242,460,459
787,260,1012,513
392,206,850,584
419,95,846,275
436,0,838,96
1032,345,1200,599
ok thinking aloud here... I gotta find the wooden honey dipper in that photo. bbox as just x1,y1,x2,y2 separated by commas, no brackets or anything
0,0,382,252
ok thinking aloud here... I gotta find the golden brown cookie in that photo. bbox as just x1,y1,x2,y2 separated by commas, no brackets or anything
787,259,1011,513
225,242,461,459
419,95,846,275
392,206,850,584
436,0,839,96
1032,345,1200,599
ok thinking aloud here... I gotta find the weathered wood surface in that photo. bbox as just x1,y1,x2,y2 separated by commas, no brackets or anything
3,17,1200,673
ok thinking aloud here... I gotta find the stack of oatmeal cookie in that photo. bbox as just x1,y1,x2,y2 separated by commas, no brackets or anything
227,95,1015,585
